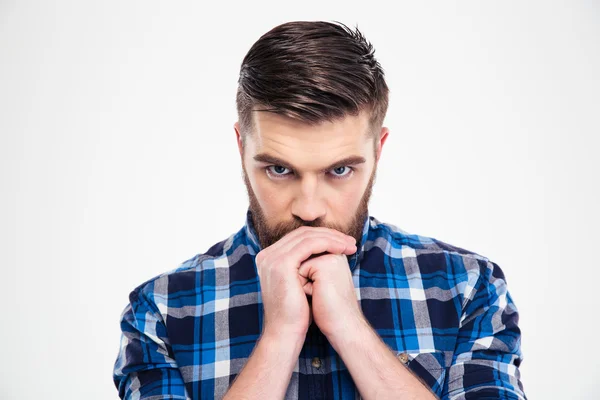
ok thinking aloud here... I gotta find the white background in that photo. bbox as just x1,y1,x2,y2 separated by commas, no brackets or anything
1,1,598,399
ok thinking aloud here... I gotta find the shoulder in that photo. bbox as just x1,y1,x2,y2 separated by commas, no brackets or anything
369,216,483,256
367,216,502,280
126,230,244,307
368,216,515,312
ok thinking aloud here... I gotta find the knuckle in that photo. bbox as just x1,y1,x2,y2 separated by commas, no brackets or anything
255,250,268,265
255,253,263,265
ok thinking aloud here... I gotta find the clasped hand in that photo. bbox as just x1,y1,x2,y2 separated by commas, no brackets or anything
255,226,364,341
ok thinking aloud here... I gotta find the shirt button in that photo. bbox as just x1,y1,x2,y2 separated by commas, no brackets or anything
397,352,409,364
311,357,322,369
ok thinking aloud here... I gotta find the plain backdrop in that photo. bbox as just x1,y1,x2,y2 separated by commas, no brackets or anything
1,1,599,399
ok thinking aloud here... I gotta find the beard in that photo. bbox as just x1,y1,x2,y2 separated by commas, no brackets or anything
242,165,376,250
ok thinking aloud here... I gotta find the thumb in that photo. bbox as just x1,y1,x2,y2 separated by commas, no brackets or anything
298,259,318,283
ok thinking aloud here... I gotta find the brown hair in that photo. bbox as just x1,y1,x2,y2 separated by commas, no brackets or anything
236,21,389,142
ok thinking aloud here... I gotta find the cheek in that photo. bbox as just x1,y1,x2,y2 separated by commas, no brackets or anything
252,175,290,216
330,189,360,213
327,177,369,215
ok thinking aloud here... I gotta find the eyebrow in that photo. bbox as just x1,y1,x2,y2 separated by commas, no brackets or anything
253,153,367,173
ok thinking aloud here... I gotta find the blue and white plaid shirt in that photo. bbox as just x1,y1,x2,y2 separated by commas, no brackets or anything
113,210,526,399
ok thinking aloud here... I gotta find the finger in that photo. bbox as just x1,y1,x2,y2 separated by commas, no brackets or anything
291,225,355,241
298,272,310,286
264,234,353,269
257,235,344,268
279,226,356,252
255,228,319,263
285,236,356,268
303,281,313,296
283,234,354,258
256,227,354,265
298,252,344,280
298,257,321,284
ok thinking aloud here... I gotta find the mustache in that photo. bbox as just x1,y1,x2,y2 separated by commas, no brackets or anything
268,217,346,240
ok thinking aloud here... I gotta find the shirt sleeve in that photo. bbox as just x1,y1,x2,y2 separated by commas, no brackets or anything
442,260,527,399
113,286,191,399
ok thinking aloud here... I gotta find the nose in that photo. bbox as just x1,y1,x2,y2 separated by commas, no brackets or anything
291,175,326,223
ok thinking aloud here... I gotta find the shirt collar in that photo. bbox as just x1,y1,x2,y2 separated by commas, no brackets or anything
348,214,371,272
242,208,371,272
243,209,262,256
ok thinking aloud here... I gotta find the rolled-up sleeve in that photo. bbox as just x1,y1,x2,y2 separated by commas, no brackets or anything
113,287,190,399
442,260,526,399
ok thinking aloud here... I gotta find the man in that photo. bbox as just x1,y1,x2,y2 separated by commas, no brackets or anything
113,21,526,399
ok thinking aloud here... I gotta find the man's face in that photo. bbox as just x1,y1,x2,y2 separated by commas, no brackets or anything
235,110,388,249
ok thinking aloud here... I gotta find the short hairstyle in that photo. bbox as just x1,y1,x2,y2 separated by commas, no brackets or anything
236,21,389,142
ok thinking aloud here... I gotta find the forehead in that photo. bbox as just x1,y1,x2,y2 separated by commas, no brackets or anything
246,111,373,169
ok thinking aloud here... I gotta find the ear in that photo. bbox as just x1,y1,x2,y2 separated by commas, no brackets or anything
234,122,243,158
375,127,389,163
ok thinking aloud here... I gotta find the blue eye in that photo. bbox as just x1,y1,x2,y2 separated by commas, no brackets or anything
266,165,292,178
330,166,352,178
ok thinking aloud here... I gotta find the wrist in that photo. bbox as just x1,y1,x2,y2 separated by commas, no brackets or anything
261,326,307,350
326,314,373,351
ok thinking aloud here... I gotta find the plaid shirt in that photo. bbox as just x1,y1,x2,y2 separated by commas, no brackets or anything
113,210,526,399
